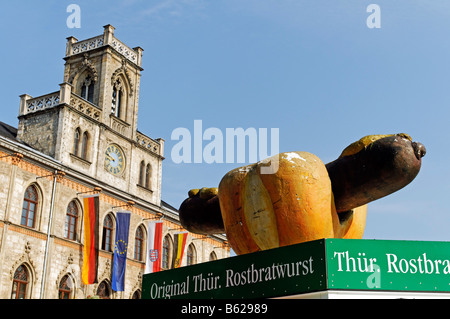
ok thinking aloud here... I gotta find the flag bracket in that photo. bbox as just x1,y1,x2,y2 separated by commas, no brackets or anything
0,152,23,159
76,187,102,196
193,235,210,241
214,241,230,249
37,170,66,180
143,213,164,221
169,226,185,232
112,200,135,209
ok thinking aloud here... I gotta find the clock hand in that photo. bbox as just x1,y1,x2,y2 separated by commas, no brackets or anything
106,154,115,162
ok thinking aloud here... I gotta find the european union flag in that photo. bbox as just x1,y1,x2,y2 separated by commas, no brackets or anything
112,212,131,292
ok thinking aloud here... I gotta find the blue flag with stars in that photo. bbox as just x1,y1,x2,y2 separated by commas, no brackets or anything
112,212,131,292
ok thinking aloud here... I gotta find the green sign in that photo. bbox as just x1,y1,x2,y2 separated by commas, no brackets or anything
326,239,450,292
142,239,450,299
142,239,327,299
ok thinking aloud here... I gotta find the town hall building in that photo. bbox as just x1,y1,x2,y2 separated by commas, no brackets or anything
0,25,229,299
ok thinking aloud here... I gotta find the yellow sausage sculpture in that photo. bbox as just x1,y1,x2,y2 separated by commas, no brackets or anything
179,134,426,255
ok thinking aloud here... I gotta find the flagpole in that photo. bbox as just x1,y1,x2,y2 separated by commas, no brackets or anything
39,170,59,299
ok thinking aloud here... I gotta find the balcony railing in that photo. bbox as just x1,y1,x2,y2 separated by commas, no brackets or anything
20,84,102,122
65,25,142,66
25,92,60,114
70,35,104,56
111,37,138,65
69,94,102,122
137,132,163,156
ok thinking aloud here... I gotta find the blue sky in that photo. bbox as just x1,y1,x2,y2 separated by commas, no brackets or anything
1,0,450,242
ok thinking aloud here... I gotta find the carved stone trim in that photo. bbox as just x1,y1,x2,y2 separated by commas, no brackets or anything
129,272,143,299
97,259,112,286
69,94,102,121
68,54,99,84
55,253,78,297
111,60,134,97
11,153,24,166
9,241,38,284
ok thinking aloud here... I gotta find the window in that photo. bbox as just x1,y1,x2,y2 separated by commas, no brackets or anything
138,161,145,186
209,251,217,261
111,82,123,118
81,132,89,160
96,280,111,299
81,75,95,103
162,235,172,270
21,185,38,228
187,244,196,266
58,275,73,299
11,265,29,299
65,201,79,241
145,164,152,189
132,290,141,299
138,162,152,190
73,128,89,161
73,128,81,156
102,215,114,252
134,226,144,261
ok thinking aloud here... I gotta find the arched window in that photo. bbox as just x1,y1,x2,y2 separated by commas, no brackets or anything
102,215,114,252
138,162,152,190
65,201,79,241
58,275,73,299
145,164,152,189
138,161,145,186
96,280,111,299
162,235,172,270
73,128,81,156
81,75,95,103
81,131,89,160
134,226,144,261
187,244,196,266
73,129,89,160
21,185,38,228
111,80,123,118
209,251,217,261
132,290,141,299
11,265,29,299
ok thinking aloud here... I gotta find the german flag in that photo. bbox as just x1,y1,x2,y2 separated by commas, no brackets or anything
82,195,100,285
172,232,188,269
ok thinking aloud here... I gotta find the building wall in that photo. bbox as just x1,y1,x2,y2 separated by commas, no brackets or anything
59,106,102,177
17,107,61,158
0,142,228,299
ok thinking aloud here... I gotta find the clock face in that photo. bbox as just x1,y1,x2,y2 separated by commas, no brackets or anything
105,144,125,176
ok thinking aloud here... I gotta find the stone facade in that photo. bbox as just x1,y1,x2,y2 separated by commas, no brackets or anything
0,25,229,299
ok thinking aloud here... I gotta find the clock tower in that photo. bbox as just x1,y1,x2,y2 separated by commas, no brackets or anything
17,25,165,206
